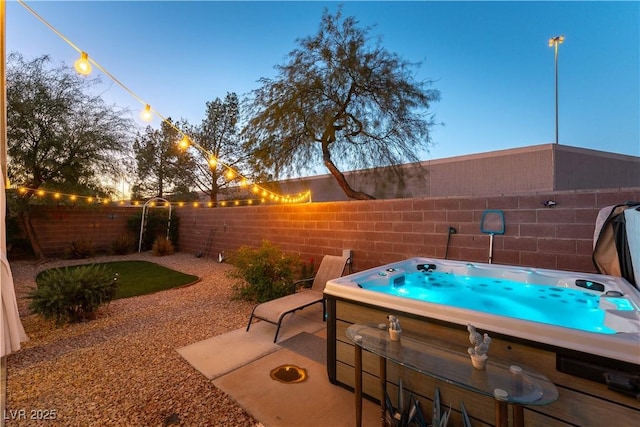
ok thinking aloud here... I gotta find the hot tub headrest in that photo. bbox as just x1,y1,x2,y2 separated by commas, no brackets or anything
417,263,437,272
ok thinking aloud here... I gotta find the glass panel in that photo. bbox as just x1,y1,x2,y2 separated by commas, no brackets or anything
346,323,558,405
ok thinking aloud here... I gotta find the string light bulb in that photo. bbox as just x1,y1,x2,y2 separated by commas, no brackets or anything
225,169,235,180
74,51,92,75
208,156,218,168
178,136,190,150
140,104,153,122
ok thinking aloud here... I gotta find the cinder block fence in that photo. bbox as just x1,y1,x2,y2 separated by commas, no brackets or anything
23,187,640,274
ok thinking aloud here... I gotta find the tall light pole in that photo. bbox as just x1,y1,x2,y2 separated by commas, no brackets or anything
548,35,564,145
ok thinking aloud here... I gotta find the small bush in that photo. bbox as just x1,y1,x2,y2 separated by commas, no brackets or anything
152,237,175,256
111,234,136,255
227,240,303,303
301,257,315,279
29,264,118,325
63,238,95,259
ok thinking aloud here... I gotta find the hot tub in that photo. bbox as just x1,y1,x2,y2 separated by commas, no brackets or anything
324,257,640,426
325,257,640,364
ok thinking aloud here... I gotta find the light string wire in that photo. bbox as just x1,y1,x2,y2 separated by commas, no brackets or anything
15,0,311,205
13,185,310,206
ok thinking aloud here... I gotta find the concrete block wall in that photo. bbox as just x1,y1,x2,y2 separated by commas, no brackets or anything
176,187,640,273
26,206,137,257
23,188,640,275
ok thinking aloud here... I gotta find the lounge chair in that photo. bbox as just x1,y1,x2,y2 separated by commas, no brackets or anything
246,254,349,342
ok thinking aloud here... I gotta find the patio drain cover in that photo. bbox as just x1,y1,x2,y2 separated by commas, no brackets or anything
270,364,307,384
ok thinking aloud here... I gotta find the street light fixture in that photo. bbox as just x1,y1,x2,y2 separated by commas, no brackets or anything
549,35,565,144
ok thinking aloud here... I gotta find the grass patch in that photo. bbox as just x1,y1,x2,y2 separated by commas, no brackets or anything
36,261,199,300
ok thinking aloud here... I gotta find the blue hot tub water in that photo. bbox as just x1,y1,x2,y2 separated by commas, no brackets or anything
358,270,629,334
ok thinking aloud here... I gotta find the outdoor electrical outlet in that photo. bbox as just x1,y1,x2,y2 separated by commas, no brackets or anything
343,249,353,263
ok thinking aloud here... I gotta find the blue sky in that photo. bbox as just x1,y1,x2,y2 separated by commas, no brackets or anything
7,1,640,168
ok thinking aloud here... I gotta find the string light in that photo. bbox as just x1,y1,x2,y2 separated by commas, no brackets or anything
16,0,312,206
178,135,191,149
12,186,311,208
140,104,153,122
73,51,92,75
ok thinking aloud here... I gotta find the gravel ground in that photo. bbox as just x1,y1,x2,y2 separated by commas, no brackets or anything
4,252,261,426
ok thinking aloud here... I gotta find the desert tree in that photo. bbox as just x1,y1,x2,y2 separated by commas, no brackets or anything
186,93,248,203
6,53,134,258
131,118,195,201
242,7,440,199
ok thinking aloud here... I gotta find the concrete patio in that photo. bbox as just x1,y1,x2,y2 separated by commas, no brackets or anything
178,305,380,427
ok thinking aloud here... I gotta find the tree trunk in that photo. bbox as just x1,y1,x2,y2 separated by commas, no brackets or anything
322,136,375,200
19,210,45,259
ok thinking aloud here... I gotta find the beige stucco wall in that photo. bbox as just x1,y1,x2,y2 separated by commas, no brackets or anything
273,144,639,201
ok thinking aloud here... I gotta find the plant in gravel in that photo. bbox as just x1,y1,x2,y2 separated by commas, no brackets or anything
152,237,175,256
63,237,95,259
227,240,304,303
29,264,118,325
111,234,136,255
301,257,315,280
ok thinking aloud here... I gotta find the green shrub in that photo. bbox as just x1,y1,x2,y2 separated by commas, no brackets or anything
63,238,95,259
152,237,175,256
301,257,315,279
29,264,118,325
227,241,304,303
111,234,136,255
